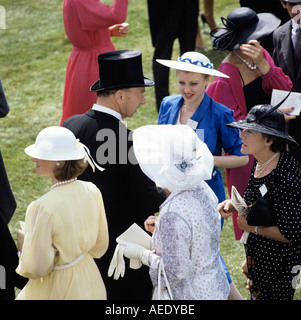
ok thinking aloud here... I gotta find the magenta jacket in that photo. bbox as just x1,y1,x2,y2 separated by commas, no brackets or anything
207,47,292,121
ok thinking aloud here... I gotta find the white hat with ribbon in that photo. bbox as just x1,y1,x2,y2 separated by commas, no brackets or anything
133,125,214,192
25,126,85,161
156,51,229,78
25,126,104,171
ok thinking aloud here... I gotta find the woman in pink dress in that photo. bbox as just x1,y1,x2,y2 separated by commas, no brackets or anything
61,0,129,125
206,8,293,240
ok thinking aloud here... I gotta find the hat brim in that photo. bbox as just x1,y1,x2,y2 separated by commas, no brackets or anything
156,59,229,78
226,121,298,145
213,13,281,51
24,144,86,161
90,77,154,92
132,125,214,191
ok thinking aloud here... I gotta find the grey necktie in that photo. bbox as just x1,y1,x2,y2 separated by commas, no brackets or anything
294,28,301,60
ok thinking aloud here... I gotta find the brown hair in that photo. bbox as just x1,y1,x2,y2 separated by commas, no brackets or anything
53,159,88,181
261,133,287,153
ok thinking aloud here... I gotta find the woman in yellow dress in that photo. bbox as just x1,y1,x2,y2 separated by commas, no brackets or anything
16,126,109,300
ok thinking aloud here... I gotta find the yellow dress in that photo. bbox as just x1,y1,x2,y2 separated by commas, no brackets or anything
16,180,109,300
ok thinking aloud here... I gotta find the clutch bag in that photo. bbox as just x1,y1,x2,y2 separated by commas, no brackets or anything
246,197,276,227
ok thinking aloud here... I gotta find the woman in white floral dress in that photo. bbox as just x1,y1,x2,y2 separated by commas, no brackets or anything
116,125,230,300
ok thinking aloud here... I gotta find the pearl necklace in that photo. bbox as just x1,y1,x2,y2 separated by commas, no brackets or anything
234,51,257,71
254,152,279,178
51,178,77,190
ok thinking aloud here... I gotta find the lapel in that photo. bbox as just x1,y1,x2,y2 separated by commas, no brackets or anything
280,21,297,82
167,97,183,124
296,52,301,84
166,94,210,131
190,92,211,126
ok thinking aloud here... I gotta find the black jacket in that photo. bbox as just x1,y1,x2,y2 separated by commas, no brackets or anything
63,109,166,299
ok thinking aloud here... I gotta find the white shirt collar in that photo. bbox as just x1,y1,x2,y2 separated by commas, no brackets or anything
92,104,123,123
292,19,301,31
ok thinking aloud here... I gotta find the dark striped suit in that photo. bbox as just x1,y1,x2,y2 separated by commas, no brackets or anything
147,0,199,111
273,20,301,165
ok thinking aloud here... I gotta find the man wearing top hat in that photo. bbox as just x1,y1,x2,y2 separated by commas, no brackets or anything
63,50,167,300
273,0,301,165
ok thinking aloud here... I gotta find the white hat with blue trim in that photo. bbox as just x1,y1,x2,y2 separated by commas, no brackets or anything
156,51,229,78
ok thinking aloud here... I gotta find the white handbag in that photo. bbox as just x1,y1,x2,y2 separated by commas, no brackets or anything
152,259,173,300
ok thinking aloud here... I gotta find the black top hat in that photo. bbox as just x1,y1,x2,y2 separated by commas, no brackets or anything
211,7,281,51
226,99,298,145
90,50,154,92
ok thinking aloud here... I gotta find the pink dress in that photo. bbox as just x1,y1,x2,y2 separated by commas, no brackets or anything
207,47,292,240
61,0,128,125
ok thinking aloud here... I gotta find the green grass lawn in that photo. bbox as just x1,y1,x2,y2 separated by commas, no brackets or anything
0,0,299,300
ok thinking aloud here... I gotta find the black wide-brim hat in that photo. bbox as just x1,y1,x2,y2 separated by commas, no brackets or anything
211,7,281,51
226,105,298,145
90,50,154,92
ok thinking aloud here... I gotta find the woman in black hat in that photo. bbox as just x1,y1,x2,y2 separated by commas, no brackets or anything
218,103,301,300
206,7,293,241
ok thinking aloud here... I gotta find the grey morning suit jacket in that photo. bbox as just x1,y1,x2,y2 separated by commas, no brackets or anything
273,20,301,164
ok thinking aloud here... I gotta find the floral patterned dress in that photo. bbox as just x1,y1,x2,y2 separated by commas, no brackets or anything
149,183,230,300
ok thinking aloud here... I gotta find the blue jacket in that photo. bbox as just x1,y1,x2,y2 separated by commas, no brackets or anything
158,93,244,202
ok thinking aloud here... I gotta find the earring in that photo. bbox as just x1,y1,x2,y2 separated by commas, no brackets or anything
56,162,60,167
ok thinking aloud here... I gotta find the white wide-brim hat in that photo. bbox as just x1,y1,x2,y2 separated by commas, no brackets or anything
133,125,214,192
25,126,86,161
157,51,229,78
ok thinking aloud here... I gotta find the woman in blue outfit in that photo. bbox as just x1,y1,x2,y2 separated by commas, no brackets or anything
157,52,249,298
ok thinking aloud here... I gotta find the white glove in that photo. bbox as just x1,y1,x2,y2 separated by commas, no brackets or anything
116,239,151,267
107,244,126,280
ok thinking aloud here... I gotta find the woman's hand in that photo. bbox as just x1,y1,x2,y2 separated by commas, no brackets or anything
237,214,254,232
218,199,234,219
237,215,291,243
240,40,270,75
280,107,297,122
109,22,129,37
144,215,158,234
